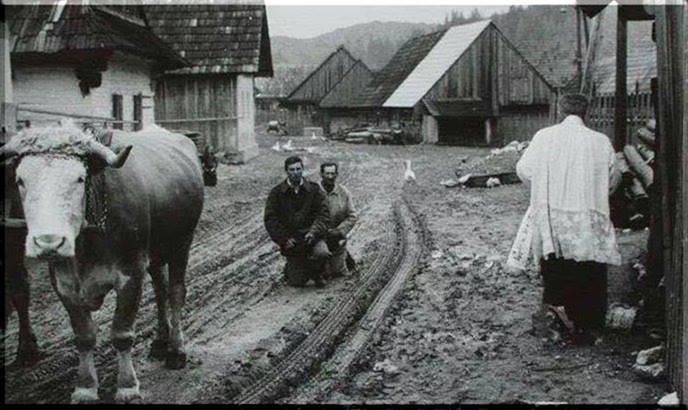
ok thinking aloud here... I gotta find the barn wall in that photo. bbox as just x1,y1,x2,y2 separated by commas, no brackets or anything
496,31,553,106
288,48,357,103
495,106,552,146
14,52,155,130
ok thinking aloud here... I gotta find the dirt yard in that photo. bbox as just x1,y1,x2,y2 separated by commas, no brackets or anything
3,128,670,404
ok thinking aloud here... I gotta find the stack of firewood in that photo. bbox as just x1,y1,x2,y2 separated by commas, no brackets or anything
610,120,656,230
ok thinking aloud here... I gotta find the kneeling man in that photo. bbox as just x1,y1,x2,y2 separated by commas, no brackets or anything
265,156,331,287
319,161,358,278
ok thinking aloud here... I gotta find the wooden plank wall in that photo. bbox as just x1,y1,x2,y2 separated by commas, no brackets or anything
288,48,357,103
495,107,552,145
424,27,552,110
588,91,654,140
155,74,238,153
655,5,685,401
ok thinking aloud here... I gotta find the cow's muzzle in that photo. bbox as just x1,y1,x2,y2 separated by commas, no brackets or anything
33,234,68,257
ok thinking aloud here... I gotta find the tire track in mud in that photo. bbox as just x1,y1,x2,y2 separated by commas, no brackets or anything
229,194,427,404
291,192,429,403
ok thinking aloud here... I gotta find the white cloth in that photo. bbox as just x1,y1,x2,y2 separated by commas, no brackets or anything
507,115,622,270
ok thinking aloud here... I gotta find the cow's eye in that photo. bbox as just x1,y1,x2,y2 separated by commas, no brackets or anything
16,178,24,187
77,176,85,183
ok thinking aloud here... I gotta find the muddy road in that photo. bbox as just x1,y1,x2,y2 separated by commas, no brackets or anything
3,131,667,404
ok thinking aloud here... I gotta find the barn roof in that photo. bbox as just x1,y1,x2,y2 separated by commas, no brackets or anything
319,60,374,108
145,4,273,76
350,29,446,108
9,5,188,70
285,46,358,104
383,20,491,108
593,48,656,94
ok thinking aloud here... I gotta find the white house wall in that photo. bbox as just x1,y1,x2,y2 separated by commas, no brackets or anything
13,52,155,129
236,74,258,161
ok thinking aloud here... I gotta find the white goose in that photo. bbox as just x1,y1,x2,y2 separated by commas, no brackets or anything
404,160,416,182
271,141,281,151
282,139,294,151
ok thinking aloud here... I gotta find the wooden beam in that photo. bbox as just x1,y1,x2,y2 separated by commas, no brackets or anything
614,9,628,151
655,4,685,401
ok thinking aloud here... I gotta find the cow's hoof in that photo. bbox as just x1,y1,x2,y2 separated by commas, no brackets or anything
115,383,142,403
165,352,187,369
71,387,99,404
148,339,168,360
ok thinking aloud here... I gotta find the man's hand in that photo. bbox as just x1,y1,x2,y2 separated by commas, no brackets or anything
304,232,315,245
284,238,297,250
328,228,343,239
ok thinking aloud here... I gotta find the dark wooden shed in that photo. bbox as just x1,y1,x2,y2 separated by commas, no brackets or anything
281,46,359,135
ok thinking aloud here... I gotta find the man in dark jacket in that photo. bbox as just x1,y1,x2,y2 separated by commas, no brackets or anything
264,156,331,287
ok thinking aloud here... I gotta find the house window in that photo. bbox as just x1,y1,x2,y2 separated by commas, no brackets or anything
133,94,143,131
112,94,123,130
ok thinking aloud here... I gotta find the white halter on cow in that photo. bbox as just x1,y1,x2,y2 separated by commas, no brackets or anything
1,120,205,403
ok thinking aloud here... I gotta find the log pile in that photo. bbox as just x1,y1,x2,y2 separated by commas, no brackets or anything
610,120,656,230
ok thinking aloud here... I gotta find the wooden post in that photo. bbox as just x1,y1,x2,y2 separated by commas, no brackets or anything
682,6,688,404
655,4,685,401
576,7,583,88
1,17,17,136
614,8,628,151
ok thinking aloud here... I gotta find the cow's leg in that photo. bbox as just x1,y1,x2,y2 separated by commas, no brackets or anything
112,259,145,403
166,247,190,369
147,253,170,360
10,265,42,367
49,264,100,403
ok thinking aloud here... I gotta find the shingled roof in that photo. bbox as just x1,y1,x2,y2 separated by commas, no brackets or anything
319,60,374,108
9,5,188,70
145,4,273,76
349,29,445,108
593,48,656,94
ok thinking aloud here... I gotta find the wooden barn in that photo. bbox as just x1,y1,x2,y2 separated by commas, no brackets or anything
345,20,556,146
7,4,186,130
318,59,374,134
281,46,359,135
146,3,273,162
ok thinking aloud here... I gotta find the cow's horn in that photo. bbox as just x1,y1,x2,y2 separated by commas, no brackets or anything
0,140,18,161
89,141,133,168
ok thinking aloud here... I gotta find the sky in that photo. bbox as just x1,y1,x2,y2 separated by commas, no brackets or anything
265,5,512,39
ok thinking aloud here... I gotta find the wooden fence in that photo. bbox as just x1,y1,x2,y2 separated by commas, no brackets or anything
588,91,654,141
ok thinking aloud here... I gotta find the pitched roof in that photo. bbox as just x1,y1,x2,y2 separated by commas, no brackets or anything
593,49,656,94
145,4,273,76
350,29,445,108
9,5,188,70
384,20,491,108
285,46,358,103
319,60,374,108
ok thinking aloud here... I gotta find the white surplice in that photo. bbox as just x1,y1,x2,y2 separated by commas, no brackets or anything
507,115,622,270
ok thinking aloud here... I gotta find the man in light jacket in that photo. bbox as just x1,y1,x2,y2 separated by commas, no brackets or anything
319,161,358,278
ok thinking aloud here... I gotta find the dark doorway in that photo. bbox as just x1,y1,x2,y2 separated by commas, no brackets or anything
437,116,485,146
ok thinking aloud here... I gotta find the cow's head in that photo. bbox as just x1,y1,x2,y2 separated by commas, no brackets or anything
0,121,132,259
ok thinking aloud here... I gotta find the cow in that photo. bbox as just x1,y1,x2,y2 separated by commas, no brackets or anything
2,147,42,367
0,121,204,403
